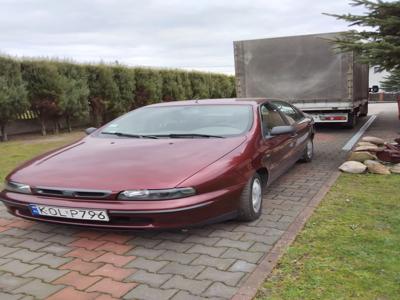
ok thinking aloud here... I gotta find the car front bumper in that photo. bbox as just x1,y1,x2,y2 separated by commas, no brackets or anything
0,186,242,229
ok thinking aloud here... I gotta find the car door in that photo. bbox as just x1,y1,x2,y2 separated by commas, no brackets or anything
259,102,296,182
272,100,312,161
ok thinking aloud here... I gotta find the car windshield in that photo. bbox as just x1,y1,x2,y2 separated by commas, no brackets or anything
100,104,253,138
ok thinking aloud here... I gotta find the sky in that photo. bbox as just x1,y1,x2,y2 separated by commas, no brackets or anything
0,0,367,74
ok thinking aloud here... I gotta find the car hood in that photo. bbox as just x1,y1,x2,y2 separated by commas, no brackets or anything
9,136,247,191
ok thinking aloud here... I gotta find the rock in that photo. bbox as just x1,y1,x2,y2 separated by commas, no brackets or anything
361,136,385,145
364,160,391,175
354,145,379,152
339,161,367,174
348,151,377,162
390,163,400,174
357,141,378,147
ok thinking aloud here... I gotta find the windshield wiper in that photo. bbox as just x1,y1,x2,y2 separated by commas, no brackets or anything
156,133,225,139
101,132,159,139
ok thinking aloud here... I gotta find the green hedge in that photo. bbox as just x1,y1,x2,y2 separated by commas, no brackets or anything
0,56,236,140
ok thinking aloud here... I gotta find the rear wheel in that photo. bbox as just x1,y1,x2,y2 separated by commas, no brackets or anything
359,103,368,117
300,138,313,162
345,112,357,128
237,173,263,221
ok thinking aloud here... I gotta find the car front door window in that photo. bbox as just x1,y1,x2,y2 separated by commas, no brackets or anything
272,101,304,125
260,103,287,136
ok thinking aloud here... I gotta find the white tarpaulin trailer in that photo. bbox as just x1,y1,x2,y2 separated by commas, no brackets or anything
233,32,369,127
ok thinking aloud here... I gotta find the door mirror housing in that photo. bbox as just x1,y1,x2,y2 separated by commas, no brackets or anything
270,125,295,136
85,127,97,135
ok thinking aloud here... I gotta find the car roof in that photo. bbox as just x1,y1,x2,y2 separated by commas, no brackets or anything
147,98,285,107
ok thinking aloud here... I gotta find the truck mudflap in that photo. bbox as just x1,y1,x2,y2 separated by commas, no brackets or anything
307,112,348,123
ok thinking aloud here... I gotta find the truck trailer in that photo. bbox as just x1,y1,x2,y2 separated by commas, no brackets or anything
233,32,369,127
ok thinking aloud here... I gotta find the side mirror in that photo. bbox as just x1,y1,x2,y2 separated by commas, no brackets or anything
270,125,295,136
85,127,97,135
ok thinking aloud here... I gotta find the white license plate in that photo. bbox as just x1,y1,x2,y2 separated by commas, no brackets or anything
29,204,109,222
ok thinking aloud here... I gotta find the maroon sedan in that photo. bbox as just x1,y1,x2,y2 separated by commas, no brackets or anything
1,99,314,229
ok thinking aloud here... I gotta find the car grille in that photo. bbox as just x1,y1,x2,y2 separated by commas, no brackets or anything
33,187,111,199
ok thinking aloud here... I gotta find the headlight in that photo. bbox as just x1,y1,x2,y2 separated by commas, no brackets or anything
118,187,196,200
4,181,32,194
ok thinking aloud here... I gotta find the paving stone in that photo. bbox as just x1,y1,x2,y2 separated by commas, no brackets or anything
59,258,102,275
0,258,12,265
159,262,204,279
123,284,178,300
233,225,267,235
0,272,33,292
228,260,257,273
64,248,104,261
240,233,280,245
2,228,29,237
0,292,23,300
157,250,198,264
0,245,18,257
95,241,132,255
127,237,162,248
47,287,100,300
86,278,137,298
15,239,50,251
6,249,45,262
171,291,205,300
0,236,24,246
90,264,136,281
51,226,81,235
45,234,78,245
196,267,244,286
154,241,193,252
186,244,227,257
22,230,54,241
53,271,102,290
0,260,38,275
40,244,73,256
22,265,69,282
92,252,135,267
126,246,165,259
13,278,64,298
203,282,238,298
127,269,172,287
182,235,220,246
190,255,235,271
215,238,254,251
125,257,168,272
209,230,244,240
31,253,72,268
248,242,272,253
221,248,264,264
162,275,212,294
156,232,188,242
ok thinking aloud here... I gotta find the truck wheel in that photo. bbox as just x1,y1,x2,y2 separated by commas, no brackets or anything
359,103,368,117
345,112,357,128
237,173,263,221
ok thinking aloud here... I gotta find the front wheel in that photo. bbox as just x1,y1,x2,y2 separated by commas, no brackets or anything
237,173,263,221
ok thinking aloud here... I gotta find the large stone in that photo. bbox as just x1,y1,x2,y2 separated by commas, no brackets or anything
354,145,379,152
361,136,385,145
348,151,377,162
357,141,378,147
364,160,391,175
390,163,400,174
338,161,367,174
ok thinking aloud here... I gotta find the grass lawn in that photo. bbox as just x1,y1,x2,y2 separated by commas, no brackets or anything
257,173,400,300
0,131,84,182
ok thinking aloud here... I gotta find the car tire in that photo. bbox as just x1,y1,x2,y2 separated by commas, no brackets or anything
300,138,313,162
237,173,263,221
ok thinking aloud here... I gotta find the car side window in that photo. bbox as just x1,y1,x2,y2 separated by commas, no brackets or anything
272,101,304,125
260,103,287,135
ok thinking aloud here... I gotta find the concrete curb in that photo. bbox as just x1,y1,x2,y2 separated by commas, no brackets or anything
232,170,341,300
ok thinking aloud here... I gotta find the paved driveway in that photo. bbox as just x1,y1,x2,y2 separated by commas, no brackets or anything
0,104,395,300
